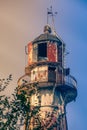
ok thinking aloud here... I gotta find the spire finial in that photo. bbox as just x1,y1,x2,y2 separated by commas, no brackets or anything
47,6,57,30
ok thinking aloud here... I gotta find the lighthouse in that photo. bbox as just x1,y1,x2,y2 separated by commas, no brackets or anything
18,12,77,130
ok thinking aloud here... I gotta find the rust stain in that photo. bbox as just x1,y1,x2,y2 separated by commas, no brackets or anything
47,42,57,62
28,42,33,65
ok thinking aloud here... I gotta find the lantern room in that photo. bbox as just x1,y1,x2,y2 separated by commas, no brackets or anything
27,25,63,65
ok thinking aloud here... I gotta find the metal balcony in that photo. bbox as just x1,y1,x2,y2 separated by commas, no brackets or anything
55,74,77,104
18,71,77,104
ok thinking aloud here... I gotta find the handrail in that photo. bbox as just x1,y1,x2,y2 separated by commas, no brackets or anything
64,75,77,89
18,71,77,89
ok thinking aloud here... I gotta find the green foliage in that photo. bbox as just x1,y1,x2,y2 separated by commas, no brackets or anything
0,75,39,130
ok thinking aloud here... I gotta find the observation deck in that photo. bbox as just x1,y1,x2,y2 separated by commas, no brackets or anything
18,70,77,104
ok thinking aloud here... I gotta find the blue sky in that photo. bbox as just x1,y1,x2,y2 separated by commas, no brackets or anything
0,0,87,129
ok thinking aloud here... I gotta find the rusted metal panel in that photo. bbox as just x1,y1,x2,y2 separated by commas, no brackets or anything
38,66,48,81
47,42,57,62
41,90,53,106
31,66,48,82
31,67,38,82
28,42,33,65
33,43,38,62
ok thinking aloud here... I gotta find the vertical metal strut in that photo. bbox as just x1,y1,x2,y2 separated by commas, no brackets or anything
47,6,57,31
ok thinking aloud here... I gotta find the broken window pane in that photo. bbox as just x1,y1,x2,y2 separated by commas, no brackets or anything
38,43,47,61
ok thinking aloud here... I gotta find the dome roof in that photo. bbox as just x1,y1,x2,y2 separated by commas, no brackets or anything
32,25,62,45
33,33,62,44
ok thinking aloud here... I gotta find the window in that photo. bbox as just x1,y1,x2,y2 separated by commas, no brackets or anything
38,43,47,61
48,67,56,82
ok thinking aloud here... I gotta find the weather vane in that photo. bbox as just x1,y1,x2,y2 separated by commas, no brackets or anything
47,6,57,29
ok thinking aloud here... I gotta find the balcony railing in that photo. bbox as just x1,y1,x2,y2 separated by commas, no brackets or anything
30,70,77,89
18,71,77,90
64,75,77,89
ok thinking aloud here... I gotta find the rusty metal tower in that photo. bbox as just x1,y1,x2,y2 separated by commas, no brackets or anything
18,8,77,130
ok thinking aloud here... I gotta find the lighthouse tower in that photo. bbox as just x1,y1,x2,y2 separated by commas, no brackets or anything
18,14,77,130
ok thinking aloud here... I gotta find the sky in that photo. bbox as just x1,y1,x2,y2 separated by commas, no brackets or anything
0,0,87,129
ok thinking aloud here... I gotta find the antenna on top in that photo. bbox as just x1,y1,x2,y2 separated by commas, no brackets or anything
47,6,57,31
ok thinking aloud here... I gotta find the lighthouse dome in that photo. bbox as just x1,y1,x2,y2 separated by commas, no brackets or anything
33,25,62,45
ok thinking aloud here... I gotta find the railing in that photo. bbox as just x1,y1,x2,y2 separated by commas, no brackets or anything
64,75,77,89
18,71,77,89
30,70,77,89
